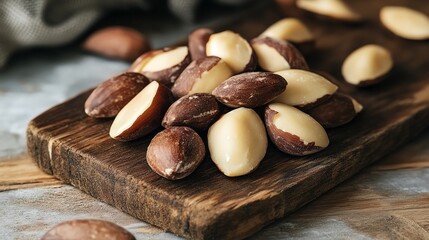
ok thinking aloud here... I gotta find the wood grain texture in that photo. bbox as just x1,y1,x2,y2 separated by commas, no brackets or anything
26,1,429,239
4,129,428,239
0,155,62,192
252,131,429,239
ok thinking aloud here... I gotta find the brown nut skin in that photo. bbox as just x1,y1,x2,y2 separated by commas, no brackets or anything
129,47,191,87
171,56,233,98
162,93,220,131
172,56,220,97
265,104,328,156
41,219,135,240
306,93,359,128
85,72,150,118
243,52,258,73
110,82,174,141
251,37,309,71
213,72,287,108
82,26,151,61
147,126,206,180
188,28,213,61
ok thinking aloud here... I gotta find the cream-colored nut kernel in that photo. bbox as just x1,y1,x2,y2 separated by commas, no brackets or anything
109,81,173,141
342,44,393,86
274,69,338,109
351,97,363,113
296,0,361,22
380,6,429,40
265,103,329,156
141,46,188,72
206,30,256,73
208,108,268,177
171,56,233,98
260,18,314,44
129,46,191,87
251,37,309,72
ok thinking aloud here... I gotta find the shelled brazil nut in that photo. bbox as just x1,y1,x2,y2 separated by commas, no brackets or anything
342,44,393,86
206,30,257,73
306,93,363,128
296,0,362,23
265,103,329,156
83,26,151,62
129,46,191,87
109,81,174,141
147,126,206,180
188,28,214,60
85,72,150,118
82,14,375,179
251,37,309,72
208,108,268,177
42,219,135,240
212,72,287,108
380,6,429,40
274,69,338,110
162,93,221,131
259,18,315,53
171,56,233,98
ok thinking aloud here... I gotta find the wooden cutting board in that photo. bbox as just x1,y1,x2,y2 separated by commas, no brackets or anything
27,1,429,239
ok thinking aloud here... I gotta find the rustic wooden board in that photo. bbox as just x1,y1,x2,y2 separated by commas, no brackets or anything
27,1,429,239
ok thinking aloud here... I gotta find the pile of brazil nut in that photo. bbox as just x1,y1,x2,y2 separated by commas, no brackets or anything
84,0,429,180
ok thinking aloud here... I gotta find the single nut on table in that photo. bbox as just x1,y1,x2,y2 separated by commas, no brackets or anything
147,126,205,180
171,56,233,98
342,44,393,86
162,93,220,131
259,18,314,52
265,103,329,156
109,81,173,141
380,6,429,40
296,0,361,22
212,72,287,108
41,219,135,240
188,28,214,61
82,26,151,61
251,37,309,72
208,108,268,177
129,46,191,87
306,93,363,128
85,72,150,118
206,30,256,74
274,69,338,109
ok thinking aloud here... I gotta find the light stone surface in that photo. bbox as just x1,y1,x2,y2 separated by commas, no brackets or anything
0,185,181,240
0,51,128,158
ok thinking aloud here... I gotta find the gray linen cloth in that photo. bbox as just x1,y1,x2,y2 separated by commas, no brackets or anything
0,0,248,68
